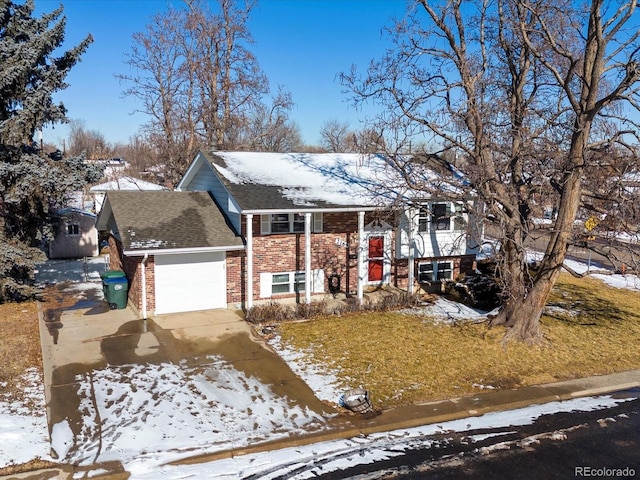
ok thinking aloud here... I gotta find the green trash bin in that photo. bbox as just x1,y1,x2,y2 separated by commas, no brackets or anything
100,270,126,300
104,276,128,310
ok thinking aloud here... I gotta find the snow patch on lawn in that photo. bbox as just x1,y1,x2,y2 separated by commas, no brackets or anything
0,368,52,468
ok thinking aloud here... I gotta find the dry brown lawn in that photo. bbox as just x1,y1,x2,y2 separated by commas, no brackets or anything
276,273,640,410
0,287,70,476
0,301,42,397
1,275,639,473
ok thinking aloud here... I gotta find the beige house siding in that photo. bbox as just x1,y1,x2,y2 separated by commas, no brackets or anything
49,210,99,259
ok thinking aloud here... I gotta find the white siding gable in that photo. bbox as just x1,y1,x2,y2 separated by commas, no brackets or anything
180,153,241,233
396,203,471,259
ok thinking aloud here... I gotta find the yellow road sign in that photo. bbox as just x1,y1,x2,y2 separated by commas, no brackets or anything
585,216,598,232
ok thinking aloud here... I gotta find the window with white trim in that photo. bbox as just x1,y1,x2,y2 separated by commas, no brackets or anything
416,202,466,232
66,223,80,236
418,208,429,232
261,213,323,234
417,262,433,283
260,269,325,298
417,261,452,283
431,202,452,231
436,262,452,280
271,271,306,295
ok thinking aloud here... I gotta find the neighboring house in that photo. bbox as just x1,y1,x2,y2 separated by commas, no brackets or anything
97,151,479,317
90,176,168,213
48,208,99,259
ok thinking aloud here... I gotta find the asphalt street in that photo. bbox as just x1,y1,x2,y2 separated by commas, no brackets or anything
308,389,640,480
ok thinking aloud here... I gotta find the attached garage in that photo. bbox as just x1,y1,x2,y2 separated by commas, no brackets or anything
155,252,227,314
97,190,245,317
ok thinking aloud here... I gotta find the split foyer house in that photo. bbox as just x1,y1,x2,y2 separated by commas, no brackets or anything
96,151,479,317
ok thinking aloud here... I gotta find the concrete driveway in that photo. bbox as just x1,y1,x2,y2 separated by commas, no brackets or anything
36,259,350,472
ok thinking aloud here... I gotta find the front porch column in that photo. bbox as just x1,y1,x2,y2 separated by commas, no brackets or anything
246,213,253,309
357,211,365,302
304,212,312,304
407,211,414,293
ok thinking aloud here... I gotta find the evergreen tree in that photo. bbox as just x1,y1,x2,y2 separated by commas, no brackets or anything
0,0,102,301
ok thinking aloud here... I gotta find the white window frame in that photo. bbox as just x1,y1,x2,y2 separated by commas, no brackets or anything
417,208,429,232
436,261,453,280
417,261,453,283
270,272,305,295
260,213,323,234
259,269,325,297
416,202,466,233
417,262,433,283
431,202,452,231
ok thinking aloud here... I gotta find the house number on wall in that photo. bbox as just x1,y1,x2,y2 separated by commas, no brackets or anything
335,238,348,248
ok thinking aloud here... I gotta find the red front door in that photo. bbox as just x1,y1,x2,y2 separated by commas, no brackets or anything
368,236,384,282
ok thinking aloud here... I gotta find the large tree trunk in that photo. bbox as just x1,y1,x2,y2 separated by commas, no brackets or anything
493,129,588,343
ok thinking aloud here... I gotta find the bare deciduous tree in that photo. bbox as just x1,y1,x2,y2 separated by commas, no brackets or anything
342,0,640,344
119,0,296,184
67,120,112,160
319,119,352,152
239,86,302,151
118,7,192,186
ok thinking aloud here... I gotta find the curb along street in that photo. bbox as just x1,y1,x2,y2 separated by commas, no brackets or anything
10,369,638,479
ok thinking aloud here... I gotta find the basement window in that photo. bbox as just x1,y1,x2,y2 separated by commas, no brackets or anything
271,271,305,295
417,261,452,282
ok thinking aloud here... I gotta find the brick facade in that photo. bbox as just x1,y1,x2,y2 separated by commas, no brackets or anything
107,236,155,315
108,211,477,313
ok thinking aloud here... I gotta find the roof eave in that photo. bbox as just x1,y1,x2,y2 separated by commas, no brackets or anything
123,244,245,257
240,206,380,215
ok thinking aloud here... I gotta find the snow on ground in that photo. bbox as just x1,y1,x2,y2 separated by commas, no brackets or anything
0,368,52,468
1,254,640,477
53,358,329,475
127,394,634,480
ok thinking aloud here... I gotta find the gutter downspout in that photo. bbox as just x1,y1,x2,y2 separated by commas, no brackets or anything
141,253,148,320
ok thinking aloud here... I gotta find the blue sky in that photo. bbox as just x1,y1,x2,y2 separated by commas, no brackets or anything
35,0,408,148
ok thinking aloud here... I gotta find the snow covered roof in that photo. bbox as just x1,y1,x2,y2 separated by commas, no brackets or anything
90,176,167,193
54,207,96,219
201,151,396,210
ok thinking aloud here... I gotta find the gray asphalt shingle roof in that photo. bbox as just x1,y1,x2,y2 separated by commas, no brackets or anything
100,191,244,253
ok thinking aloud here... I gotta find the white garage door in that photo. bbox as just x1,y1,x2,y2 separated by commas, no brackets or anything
154,252,226,314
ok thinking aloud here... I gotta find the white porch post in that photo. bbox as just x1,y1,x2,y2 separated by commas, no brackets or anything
246,213,253,309
357,211,365,302
304,212,312,304
407,211,414,293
